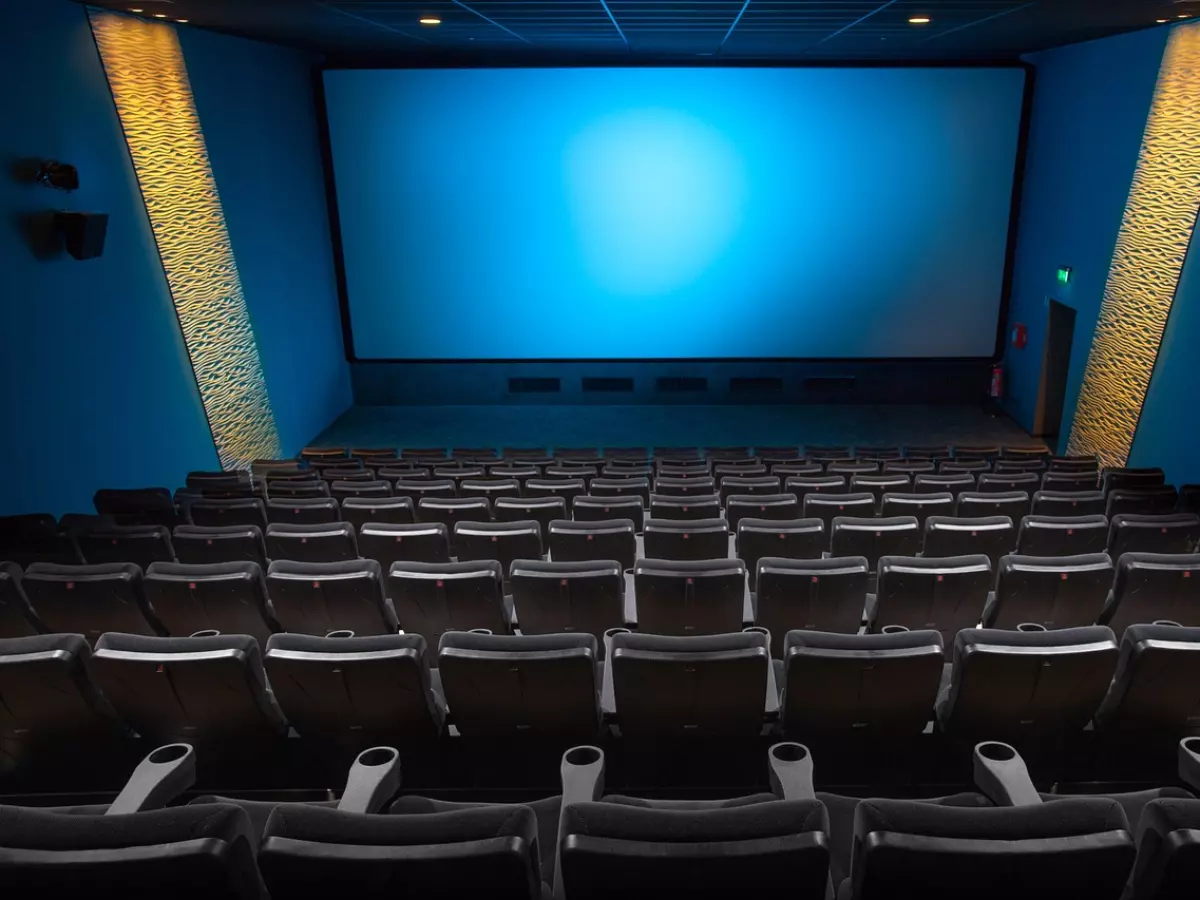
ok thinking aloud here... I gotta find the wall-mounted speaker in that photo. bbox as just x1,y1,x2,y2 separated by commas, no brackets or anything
54,212,108,260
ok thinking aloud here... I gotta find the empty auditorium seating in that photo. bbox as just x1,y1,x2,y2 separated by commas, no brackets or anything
417,497,491,551
1100,553,1200,634
510,559,626,642
388,560,510,644
871,555,992,640
144,561,277,646
0,563,40,637
978,471,1041,494
549,518,636,570
830,516,921,572
957,490,1032,521
718,475,781,503
937,626,1119,735
268,480,329,499
1108,514,1200,559
458,477,522,503
572,495,643,532
924,516,1016,568
1044,470,1101,492
265,521,358,562
455,521,542,584
850,473,912,508
803,492,876,535
21,562,162,642
392,478,456,503
1106,486,1180,518
438,631,601,736
328,479,392,502
648,493,722,521
725,493,800,532
266,497,341,525
589,476,650,506
526,477,587,503
602,630,776,737
1017,514,1108,556
884,460,937,475
93,487,178,528
737,518,825,588
984,553,1114,631
779,629,944,734
264,632,444,744
654,475,717,497
357,521,451,567
880,491,955,529
266,559,397,636
497,495,569,538
941,460,990,475
75,523,174,570
1104,467,1166,493
188,498,268,530
829,461,880,477
756,556,869,654
1031,489,1106,516
173,524,267,567
1092,624,1200,731
906,444,951,459
339,495,415,528
91,632,288,747
633,558,748,635
914,473,976,497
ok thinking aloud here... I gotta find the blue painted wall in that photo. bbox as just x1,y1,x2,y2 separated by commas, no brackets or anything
179,26,352,457
0,0,218,517
1002,26,1168,440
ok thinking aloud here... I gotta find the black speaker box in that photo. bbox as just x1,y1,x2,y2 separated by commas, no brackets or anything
55,211,108,260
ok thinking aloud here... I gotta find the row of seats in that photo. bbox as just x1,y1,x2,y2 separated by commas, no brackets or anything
3,621,1198,756
5,548,1197,649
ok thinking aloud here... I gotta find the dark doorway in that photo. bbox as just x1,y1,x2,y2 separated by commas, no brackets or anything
1034,299,1077,443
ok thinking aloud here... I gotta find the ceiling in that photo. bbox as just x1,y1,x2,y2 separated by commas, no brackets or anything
83,0,1197,62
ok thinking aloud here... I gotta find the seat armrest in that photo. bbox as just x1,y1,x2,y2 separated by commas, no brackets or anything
106,744,196,815
554,746,605,900
338,746,402,814
973,741,1041,806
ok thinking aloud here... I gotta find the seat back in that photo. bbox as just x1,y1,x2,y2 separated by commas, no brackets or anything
756,557,870,656
880,492,955,530
633,558,747,636
458,478,524,504
725,494,800,532
269,480,330,500
339,496,415,529
718,476,781,504
977,472,1041,494
560,799,830,900
1127,796,1200,900
22,563,161,643
510,559,624,643
851,474,913,510
736,518,826,589
654,476,717,497
988,554,1114,631
956,491,1032,522
1017,514,1109,556
526,477,588,504
266,522,358,563
418,498,491,551
188,499,268,531
643,517,729,561
873,555,992,641
91,633,287,744
1104,553,1200,635
648,493,721,521
783,476,848,509
144,561,275,646
924,516,1016,568
1032,490,1107,517
258,803,543,900
76,525,174,570
93,487,178,528
913,474,976,497
572,495,643,532
388,560,509,644
589,477,650,506
782,629,944,734
173,524,267,568
938,626,1119,735
802,493,876,538
1094,624,1200,730
608,631,772,737
438,631,600,736
392,478,457,503
1109,515,1200,560
358,522,451,568
264,632,443,742
454,521,543,578
0,563,40,637
848,797,1134,900
266,559,395,636
1107,488,1180,518
1104,468,1166,493
549,518,636,570
831,517,921,571
265,498,341,525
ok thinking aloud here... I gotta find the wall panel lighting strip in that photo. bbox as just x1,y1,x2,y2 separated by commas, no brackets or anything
1068,22,1200,467
89,11,281,469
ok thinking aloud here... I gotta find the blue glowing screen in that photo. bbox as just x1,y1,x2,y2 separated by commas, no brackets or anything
322,67,1025,359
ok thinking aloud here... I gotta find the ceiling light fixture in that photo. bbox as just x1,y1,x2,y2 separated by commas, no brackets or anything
419,17,442,25
153,13,167,18
908,16,931,25
129,7,144,12
177,19,189,23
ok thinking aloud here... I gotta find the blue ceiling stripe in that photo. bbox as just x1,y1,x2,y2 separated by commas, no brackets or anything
598,0,630,46
452,0,534,44
921,2,1038,42
814,0,902,45
720,0,754,48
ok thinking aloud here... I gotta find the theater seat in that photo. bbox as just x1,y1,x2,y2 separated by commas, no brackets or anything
643,517,729,561
188,498,268,531
830,516,921,574
1017,514,1109,556
0,514,78,567
358,522,451,568
871,554,992,641
648,493,721,522
454,521,543,587
880,492,955,531
0,563,41,637
1031,489,1107,517
633,558,748,635
90,632,288,747
173,524,267,568
510,559,626,643
144,561,278,646
1107,488,1180,518
573,495,643,532
923,516,1016,569
267,559,397,636
21,562,163,643
339,496,415,529
1108,514,1200,560
418,497,491,552
803,493,876,539
265,632,444,744
956,490,1032,522
266,522,358,563
265,498,341,525
756,557,870,655
984,553,1113,631
1093,624,1200,731
388,560,511,646
589,476,650,507
549,518,636,570
76,524,175,570
1100,553,1200,636
737,518,825,588
725,494,799,533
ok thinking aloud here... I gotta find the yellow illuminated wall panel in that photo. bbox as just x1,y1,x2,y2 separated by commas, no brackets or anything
89,11,280,469
1068,23,1200,466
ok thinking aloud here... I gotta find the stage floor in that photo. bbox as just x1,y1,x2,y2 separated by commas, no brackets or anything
312,403,1035,451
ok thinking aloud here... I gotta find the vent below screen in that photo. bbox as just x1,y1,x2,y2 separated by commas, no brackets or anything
803,376,857,393
730,377,783,392
508,377,560,393
657,377,708,392
583,377,634,392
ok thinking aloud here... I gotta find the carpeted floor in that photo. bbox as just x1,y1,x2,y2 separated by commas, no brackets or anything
311,403,1036,451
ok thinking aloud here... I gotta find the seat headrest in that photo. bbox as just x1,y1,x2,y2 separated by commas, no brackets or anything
954,625,1116,655
267,559,381,578
611,631,766,655
0,632,90,659
267,632,426,656
439,631,597,656
0,802,254,852
267,803,536,847
854,796,1128,841
146,561,264,580
563,799,828,842
785,629,943,654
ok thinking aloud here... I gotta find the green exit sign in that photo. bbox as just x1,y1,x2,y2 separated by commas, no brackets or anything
1056,266,1072,285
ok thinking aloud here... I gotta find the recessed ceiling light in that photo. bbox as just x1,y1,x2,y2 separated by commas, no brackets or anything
908,16,932,25
419,17,441,25
176,18,188,23
1179,14,1191,18
153,12,167,18
129,7,144,11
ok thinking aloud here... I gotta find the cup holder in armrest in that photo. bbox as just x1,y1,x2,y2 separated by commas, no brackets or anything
1153,620,1183,627
338,746,401,814
1180,737,1200,792
468,628,493,635
769,742,815,801
555,745,607,899
973,741,1041,807
190,629,220,638
326,629,355,638
742,626,770,644
106,743,197,816
881,625,910,635
604,627,631,641
1017,623,1047,633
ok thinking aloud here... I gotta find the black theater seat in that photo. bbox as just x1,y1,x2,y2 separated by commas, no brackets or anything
1108,514,1200,560
780,629,944,735
589,476,651,507
93,487,178,528
1104,467,1166,493
266,497,341,525
392,478,456,503
1044,470,1101,492
830,516,921,573
977,471,1041,495
572,494,643,531
0,563,41,637
173,524,267,567
923,516,1016,569
1107,487,1180,518
358,521,451,568
880,491,955,530
871,554,992,641
850,473,912,510
1031,489,1106,517
266,559,397,636
496,495,568,539
654,475,717,497
266,522,358,563
913,473,976,497
264,632,444,744
329,479,392,502
91,632,288,748
188,498,268,531
602,630,777,738
957,490,1032,522
725,494,799,532
803,493,876,537
633,558,748,635
883,460,937,476
985,553,1113,631
455,521,543,588
0,514,78,567
511,559,626,643
418,497,491,551
1100,553,1200,635
1017,514,1109,556
718,475,781,504
736,518,826,589
643,516,729,561
21,562,163,643
268,480,329,500
388,560,511,645
459,477,522,503
526,477,588,504
76,524,175,570
937,626,1119,736
648,493,721,522
438,631,601,737
941,460,991,475
339,496,415,529
144,561,278,646
1091,624,1200,734
548,518,636,570
756,556,870,656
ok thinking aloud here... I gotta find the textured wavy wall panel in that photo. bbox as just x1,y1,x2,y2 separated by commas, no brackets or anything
89,11,280,469
1068,23,1200,466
